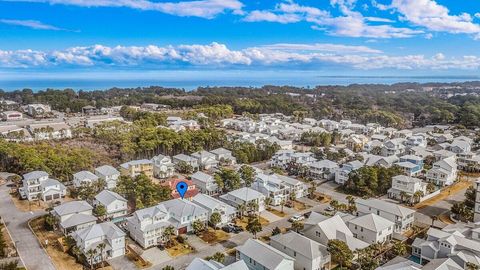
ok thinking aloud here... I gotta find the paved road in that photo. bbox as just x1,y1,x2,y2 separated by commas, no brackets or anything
0,182,56,270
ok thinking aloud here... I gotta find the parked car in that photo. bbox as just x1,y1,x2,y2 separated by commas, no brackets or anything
325,206,335,212
222,223,243,233
288,214,305,222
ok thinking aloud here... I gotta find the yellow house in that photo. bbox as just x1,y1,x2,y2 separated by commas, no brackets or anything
119,159,154,179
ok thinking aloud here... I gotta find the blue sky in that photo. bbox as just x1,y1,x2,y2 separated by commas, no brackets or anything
1,0,480,85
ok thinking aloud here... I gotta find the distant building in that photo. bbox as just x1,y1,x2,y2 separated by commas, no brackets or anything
28,122,72,140
1,111,23,121
26,103,51,117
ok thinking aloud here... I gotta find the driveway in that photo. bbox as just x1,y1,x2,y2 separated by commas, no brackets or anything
0,182,56,270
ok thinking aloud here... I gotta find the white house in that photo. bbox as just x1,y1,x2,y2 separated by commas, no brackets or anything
412,223,480,268
159,198,209,234
237,239,294,270
191,171,219,196
220,187,266,213
52,201,97,234
347,213,395,244
94,165,120,190
127,204,171,249
191,193,236,226
21,171,66,201
73,170,100,188
94,190,128,220
210,148,237,165
186,258,248,270
191,150,219,170
426,156,457,186
334,160,364,185
252,173,288,206
302,212,369,251
356,198,415,233
388,175,427,203
381,139,406,157
151,154,175,179
71,222,125,265
27,122,72,140
308,160,339,180
172,154,199,171
270,231,331,270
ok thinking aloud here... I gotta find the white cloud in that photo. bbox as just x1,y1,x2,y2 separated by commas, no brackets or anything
6,0,243,19
2,42,480,71
389,0,480,36
0,19,67,30
243,1,422,38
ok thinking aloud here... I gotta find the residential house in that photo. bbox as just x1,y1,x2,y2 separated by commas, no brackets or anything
28,122,72,140
412,223,480,268
270,231,331,270
346,135,368,151
475,180,480,223
71,222,126,265
405,135,428,148
159,198,209,234
21,171,66,201
220,187,266,213
119,159,154,179
191,194,236,226
161,179,199,200
426,157,457,186
210,148,237,165
93,190,128,220
52,201,97,234
308,160,339,180
237,239,294,270
94,165,121,190
388,175,427,203
433,150,456,161
127,204,171,248
347,213,395,244
334,160,364,185
191,171,219,196
363,154,399,168
397,155,424,176
448,139,471,154
191,150,219,170
172,154,199,171
151,154,175,179
356,198,416,233
276,174,308,199
73,170,100,188
302,212,369,251
252,173,288,206
381,139,406,157
186,258,249,270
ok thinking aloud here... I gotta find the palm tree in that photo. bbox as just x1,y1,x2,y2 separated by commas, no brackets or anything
86,248,98,270
264,197,273,210
280,199,286,213
162,226,176,246
97,243,106,267
237,203,246,219
399,191,407,203
413,191,424,204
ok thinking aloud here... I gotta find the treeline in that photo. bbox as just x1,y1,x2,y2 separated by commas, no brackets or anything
0,140,97,180
5,84,480,128
343,166,403,197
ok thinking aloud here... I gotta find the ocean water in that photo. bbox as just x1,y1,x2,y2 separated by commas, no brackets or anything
1,70,478,91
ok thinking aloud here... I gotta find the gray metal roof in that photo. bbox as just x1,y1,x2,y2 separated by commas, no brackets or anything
73,222,125,242
60,213,97,229
356,198,415,217
95,190,127,206
53,201,93,216
95,165,120,176
73,170,98,181
270,231,328,260
237,239,293,270
23,171,48,180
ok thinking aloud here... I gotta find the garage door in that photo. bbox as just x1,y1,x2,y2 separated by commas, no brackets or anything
178,226,187,234
53,194,60,199
45,195,52,201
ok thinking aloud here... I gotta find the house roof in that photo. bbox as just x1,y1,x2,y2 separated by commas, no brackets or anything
191,150,216,159
186,258,248,270
73,171,98,181
120,159,152,169
226,187,264,201
270,231,328,260
210,148,232,156
310,160,338,169
60,213,97,229
191,171,214,183
392,175,423,184
95,190,127,206
348,213,394,232
94,165,120,176
73,222,125,243
23,170,48,180
356,198,415,217
395,161,418,169
173,154,196,162
132,204,169,222
376,256,421,270
192,193,235,215
160,198,208,222
40,178,65,190
422,258,462,270
53,201,92,216
237,239,293,270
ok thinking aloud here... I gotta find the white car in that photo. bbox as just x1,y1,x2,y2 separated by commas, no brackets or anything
289,214,305,222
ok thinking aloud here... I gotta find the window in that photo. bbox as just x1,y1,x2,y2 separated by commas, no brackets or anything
294,251,296,257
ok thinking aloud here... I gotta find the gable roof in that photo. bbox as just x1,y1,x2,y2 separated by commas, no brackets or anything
23,170,48,180
226,187,264,201
73,170,98,181
95,165,120,176
191,171,214,183
95,190,127,206
348,213,394,232
356,198,415,217
73,222,125,242
160,198,208,221
237,239,293,270
53,201,92,216
270,231,328,260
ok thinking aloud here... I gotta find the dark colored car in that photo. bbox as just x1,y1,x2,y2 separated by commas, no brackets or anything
222,224,243,233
